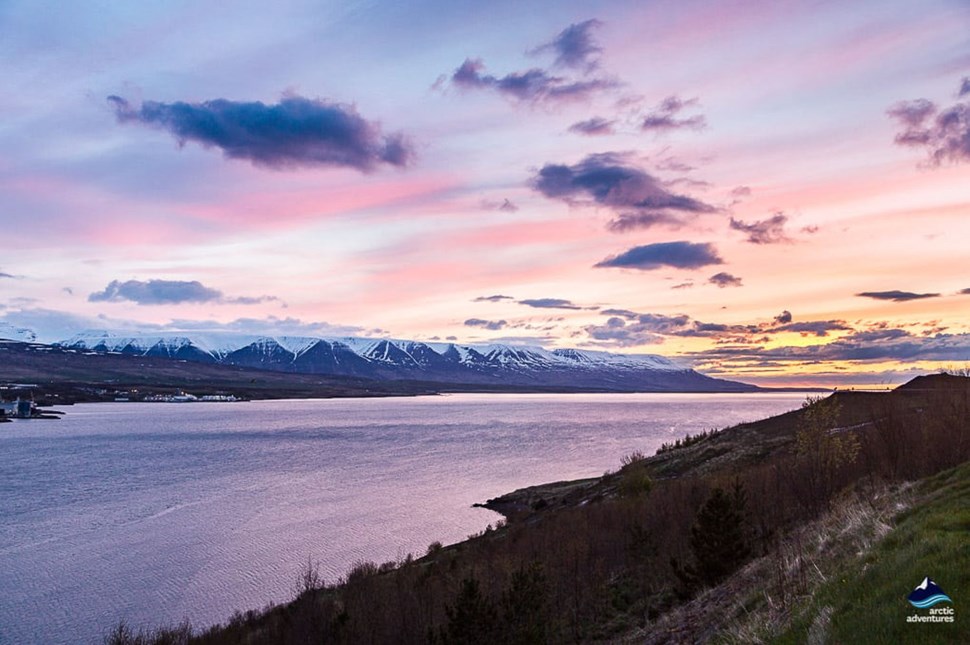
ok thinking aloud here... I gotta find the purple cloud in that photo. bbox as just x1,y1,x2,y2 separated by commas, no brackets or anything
107,95,413,172
594,241,723,270
568,117,616,136
88,279,278,306
531,19,604,71
641,95,706,132
687,329,970,363
474,294,515,302
532,153,716,230
464,318,508,330
606,212,686,232
729,212,792,244
856,290,941,302
584,313,690,346
451,58,617,104
772,320,853,337
481,198,519,212
518,298,582,310
889,80,970,164
708,272,743,288
774,310,793,324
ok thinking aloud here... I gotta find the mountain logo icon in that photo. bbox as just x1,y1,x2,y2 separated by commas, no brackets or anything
907,577,953,609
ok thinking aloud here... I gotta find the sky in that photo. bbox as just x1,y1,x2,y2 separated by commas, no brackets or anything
1,0,969,387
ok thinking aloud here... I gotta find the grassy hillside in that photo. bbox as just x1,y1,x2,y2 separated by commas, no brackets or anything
773,461,969,644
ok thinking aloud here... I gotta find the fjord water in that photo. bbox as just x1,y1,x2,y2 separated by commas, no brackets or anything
0,393,805,644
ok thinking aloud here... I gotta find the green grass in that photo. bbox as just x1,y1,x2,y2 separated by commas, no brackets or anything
775,461,970,644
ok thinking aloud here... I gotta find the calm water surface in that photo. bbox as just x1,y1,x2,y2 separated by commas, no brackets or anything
0,393,805,644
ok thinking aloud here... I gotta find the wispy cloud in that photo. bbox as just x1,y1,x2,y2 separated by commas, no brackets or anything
88,279,279,306
708,272,742,288
450,58,617,104
518,298,583,310
888,79,970,164
568,117,616,136
445,20,618,105
772,320,853,336
729,212,792,244
688,329,970,364
480,198,519,212
640,95,706,133
595,241,723,270
856,290,941,302
473,294,515,302
108,95,414,171
530,19,604,71
464,318,508,330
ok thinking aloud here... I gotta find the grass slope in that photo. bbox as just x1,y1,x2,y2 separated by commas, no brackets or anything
776,461,970,644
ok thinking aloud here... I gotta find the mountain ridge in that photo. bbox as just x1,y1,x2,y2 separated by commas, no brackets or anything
56,330,756,392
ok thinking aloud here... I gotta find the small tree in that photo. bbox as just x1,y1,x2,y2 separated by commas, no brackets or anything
686,482,751,588
795,395,859,511
499,562,550,644
618,451,653,498
437,577,498,645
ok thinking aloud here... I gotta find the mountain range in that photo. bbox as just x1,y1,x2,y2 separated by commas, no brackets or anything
56,331,757,392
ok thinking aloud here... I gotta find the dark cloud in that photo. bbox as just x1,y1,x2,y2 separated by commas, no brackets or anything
532,153,716,229
584,313,690,347
583,310,767,347
568,117,616,136
583,307,867,350
856,290,941,302
474,294,515,302
641,95,706,133
481,198,519,212
450,58,617,104
772,321,853,337
595,241,723,270
531,19,603,71
107,94,413,172
729,212,792,244
961,288,970,295
464,318,508,330
961,77,970,98
888,81,970,164
88,279,278,306
708,272,742,288
687,329,970,364
0,271,17,279
600,308,640,319
518,298,582,310
606,212,685,232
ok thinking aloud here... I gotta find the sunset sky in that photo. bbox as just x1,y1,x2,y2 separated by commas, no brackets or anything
1,0,969,387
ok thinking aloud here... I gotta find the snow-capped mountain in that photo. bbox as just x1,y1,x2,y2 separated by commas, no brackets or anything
0,322,36,343
56,331,756,392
